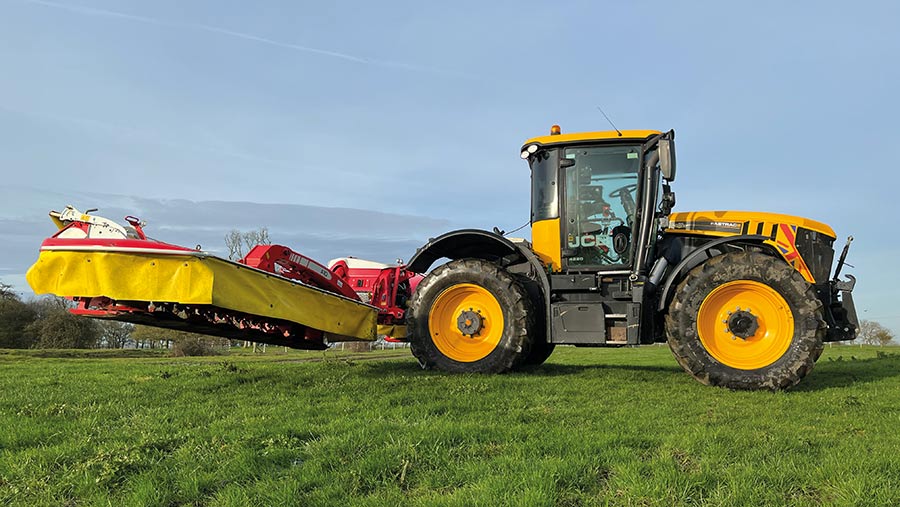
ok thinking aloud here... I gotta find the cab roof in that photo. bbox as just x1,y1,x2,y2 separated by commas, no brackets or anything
522,129,662,150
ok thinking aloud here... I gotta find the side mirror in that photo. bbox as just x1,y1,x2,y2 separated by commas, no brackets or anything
659,138,676,181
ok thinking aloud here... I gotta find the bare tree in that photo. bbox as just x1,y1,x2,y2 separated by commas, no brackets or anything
0,282,18,301
242,227,271,253
225,230,245,260
855,320,896,346
225,227,271,260
98,321,133,349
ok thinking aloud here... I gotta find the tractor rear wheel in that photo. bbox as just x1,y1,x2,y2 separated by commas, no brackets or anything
665,252,825,390
408,259,534,373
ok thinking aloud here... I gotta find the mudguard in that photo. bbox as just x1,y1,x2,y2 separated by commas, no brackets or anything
408,229,530,273
407,229,553,342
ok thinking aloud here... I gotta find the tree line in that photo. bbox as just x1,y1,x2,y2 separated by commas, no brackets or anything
0,283,230,353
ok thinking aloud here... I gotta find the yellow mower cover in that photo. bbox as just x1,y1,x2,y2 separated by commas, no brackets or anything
27,250,378,342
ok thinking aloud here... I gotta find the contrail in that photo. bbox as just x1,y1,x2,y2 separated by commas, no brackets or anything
18,0,466,77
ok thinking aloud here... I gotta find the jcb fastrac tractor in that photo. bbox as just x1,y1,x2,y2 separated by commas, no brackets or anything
403,126,858,390
27,126,858,390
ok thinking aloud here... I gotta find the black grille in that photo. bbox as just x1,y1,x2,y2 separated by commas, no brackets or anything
794,228,834,283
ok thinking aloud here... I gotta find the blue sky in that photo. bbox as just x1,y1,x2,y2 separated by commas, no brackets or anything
1,0,898,331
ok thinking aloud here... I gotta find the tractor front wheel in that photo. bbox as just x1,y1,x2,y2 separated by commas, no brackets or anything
665,252,825,390
408,259,534,373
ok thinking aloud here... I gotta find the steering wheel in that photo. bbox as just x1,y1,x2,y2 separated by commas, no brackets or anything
609,183,638,217
608,183,637,199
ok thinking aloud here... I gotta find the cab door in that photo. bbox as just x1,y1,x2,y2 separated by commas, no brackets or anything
560,145,642,271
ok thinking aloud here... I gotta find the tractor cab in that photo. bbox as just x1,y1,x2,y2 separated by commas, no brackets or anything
522,127,675,278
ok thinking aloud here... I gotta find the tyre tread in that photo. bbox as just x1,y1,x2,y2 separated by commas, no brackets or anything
665,252,825,390
408,259,534,373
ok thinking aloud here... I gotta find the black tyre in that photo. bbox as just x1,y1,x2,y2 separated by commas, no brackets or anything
408,259,534,373
522,340,555,367
665,251,825,390
514,274,554,367
521,321,555,366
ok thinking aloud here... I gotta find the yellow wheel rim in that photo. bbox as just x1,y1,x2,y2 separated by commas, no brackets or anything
697,280,794,370
428,283,505,362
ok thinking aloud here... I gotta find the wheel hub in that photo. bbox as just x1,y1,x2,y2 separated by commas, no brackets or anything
726,308,760,339
456,309,483,337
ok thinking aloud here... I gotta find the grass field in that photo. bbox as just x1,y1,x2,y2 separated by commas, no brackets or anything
1,344,899,506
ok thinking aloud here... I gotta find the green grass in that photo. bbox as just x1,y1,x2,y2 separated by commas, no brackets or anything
1,345,899,506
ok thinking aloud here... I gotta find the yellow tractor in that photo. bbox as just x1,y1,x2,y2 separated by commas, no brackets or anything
405,127,858,389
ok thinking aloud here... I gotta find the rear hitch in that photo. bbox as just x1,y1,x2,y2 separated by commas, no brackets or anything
834,274,856,292
832,235,854,284
825,235,859,341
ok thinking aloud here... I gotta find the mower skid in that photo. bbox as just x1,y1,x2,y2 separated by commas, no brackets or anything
376,324,409,340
